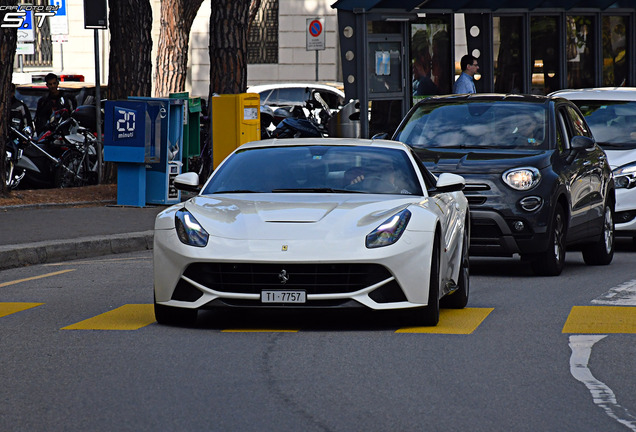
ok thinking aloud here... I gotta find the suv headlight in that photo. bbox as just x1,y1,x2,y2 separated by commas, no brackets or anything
366,209,411,248
503,167,541,191
175,208,209,247
613,163,636,189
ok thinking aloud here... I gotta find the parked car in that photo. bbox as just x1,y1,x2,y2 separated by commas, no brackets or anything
392,94,615,276
153,138,470,327
247,82,345,112
551,88,636,247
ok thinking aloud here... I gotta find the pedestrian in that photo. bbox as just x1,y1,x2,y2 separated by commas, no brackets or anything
34,73,74,133
9,83,34,132
453,54,479,94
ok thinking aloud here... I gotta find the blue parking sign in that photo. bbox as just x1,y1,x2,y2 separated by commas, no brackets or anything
21,10,32,30
49,0,66,16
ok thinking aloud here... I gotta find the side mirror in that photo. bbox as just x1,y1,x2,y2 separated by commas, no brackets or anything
434,173,465,193
173,172,201,193
571,135,595,151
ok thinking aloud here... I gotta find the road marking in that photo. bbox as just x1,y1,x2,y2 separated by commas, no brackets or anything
0,269,75,288
396,307,494,334
0,302,43,318
222,329,299,333
562,306,636,334
46,257,152,266
62,304,156,330
569,335,636,431
593,280,636,306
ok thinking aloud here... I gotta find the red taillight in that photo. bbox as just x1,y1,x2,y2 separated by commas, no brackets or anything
59,75,85,82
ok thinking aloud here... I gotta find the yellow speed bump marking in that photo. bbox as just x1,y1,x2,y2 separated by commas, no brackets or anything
563,306,636,334
0,269,76,288
396,307,494,334
0,302,43,318
62,304,156,330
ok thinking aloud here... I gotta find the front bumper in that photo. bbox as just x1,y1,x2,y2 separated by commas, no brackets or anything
153,227,438,312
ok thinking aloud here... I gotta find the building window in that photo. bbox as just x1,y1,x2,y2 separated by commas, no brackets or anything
248,0,278,64
602,15,628,86
20,0,53,67
494,16,523,93
567,15,595,89
531,15,560,95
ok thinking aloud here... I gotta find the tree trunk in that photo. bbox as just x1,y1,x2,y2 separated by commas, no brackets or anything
154,0,204,97
0,2,18,197
105,0,153,183
200,0,252,179
107,0,153,101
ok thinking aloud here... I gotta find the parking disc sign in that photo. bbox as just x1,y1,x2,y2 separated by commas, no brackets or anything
17,11,34,42
306,18,325,51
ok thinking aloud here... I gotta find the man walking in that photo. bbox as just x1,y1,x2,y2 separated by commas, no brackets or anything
453,55,479,94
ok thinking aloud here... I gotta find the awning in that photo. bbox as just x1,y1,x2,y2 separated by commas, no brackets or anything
331,0,636,11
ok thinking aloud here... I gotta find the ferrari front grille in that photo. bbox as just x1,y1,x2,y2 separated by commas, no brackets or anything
183,263,393,295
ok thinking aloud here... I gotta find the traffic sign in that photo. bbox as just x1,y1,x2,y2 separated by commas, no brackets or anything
49,0,68,34
17,10,34,42
306,17,325,51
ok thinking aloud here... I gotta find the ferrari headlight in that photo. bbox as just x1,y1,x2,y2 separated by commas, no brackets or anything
502,167,541,191
613,163,636,189
366,209,411,248
175,208,209,247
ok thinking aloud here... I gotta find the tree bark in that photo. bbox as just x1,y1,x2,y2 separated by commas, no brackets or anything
200,0,252,179
107,0,153,101
0,2,18,197
154,0,204,97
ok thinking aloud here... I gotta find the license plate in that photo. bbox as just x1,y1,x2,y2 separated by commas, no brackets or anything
261,290,306,303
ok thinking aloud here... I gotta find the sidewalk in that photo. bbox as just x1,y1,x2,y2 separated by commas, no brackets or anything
0,200,166,270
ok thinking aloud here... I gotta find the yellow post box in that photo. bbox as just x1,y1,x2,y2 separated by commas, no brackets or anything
212,93,260,168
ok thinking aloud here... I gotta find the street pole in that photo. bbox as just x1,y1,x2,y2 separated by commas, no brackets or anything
94,29,103,184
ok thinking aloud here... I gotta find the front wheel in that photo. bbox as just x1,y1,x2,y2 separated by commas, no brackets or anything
54,149,88,188
406,233,440,326
531,205,566,276
440,228,469,309
582,203,614,265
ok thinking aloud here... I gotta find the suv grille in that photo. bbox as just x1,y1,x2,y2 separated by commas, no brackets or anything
183,263,393,295
463,183,490,206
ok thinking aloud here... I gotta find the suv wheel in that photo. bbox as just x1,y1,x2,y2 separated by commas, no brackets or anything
531,205,566,276
582,203,614,265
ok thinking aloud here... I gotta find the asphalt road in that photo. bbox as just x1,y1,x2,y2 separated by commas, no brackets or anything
1,243,635,432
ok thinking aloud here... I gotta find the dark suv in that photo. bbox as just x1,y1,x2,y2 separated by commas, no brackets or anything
393,94,615,276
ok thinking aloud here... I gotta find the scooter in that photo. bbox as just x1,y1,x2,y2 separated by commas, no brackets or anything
8,114,97,189
272,92,333,138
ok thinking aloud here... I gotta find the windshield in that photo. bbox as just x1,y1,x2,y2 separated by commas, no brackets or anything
202,145,424,196
572,100,636,148
395,101,548,150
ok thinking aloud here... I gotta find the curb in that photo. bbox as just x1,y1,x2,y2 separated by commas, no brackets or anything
0,230,154,271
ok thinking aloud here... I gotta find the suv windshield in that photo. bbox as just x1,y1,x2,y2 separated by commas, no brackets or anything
395,101,548,150
573,100,636,148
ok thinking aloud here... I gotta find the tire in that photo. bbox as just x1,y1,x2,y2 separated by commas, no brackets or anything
154,302,198,326
406,233,441,326
54,149,87,188
440,228,469,309
531,205,566,276
582,203,614,265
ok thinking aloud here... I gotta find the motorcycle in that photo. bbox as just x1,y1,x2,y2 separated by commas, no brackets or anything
6,109,98,189
271,91,333,139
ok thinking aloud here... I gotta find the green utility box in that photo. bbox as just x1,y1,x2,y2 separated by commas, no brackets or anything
169,92,202,171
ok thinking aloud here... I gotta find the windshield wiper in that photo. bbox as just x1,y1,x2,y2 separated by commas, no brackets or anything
597,142,629,148
211,189,259,194
271,188,365,193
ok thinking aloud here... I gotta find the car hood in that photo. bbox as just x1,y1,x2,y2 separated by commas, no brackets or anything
167,194,424,240
412,148,552,174
604,149,636,170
